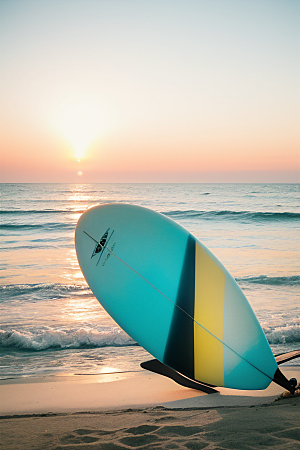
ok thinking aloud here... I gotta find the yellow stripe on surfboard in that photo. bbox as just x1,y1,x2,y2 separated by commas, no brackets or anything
194,244,225,386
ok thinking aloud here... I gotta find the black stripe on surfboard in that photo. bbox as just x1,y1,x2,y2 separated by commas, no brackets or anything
163,235,196,380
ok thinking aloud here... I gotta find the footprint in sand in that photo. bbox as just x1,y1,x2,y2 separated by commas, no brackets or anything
56,418,211,450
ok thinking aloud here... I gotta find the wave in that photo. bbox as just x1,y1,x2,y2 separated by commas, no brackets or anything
236,276,300,286
0,327,136,351
0,324,298,351
264,326,300,345
0,238,73,252
0,244,64,252
0,284,90,302
1,274,299,304
0,222,74,231
0,209,84,215
2,209,298,222
163,210,300,221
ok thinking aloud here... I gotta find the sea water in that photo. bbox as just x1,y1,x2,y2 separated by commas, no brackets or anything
0,183,299,379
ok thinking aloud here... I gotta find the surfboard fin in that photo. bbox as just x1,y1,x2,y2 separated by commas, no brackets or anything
140,359,218,394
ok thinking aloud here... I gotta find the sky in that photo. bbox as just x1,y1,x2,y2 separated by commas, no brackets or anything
0,0,299,183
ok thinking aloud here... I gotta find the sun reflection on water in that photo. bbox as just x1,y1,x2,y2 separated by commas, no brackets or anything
61,297,102,322
99,366,119,374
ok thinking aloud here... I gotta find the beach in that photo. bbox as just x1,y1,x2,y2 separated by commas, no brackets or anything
1,183,299,449
1,367,300,449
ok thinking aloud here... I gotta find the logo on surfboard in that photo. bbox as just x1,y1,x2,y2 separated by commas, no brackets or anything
83,228,115,266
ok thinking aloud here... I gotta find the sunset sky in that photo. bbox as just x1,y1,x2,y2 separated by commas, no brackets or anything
0,0,299,183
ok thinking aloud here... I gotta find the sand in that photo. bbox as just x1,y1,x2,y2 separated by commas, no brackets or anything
0,367,299,450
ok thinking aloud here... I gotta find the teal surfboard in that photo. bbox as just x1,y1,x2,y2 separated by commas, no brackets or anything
75,204,296,393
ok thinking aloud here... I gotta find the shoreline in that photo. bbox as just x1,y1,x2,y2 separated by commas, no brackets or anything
1,367,299,416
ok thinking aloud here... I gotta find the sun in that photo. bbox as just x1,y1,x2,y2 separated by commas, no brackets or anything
55,101,105,160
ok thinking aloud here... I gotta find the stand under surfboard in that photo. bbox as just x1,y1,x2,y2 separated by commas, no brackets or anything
274,349,300,365
142,349,300,395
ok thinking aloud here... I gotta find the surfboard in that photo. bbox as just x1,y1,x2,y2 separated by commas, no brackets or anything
75,203,297,393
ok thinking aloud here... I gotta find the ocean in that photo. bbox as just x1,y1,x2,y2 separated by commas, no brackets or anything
0,183,299,380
